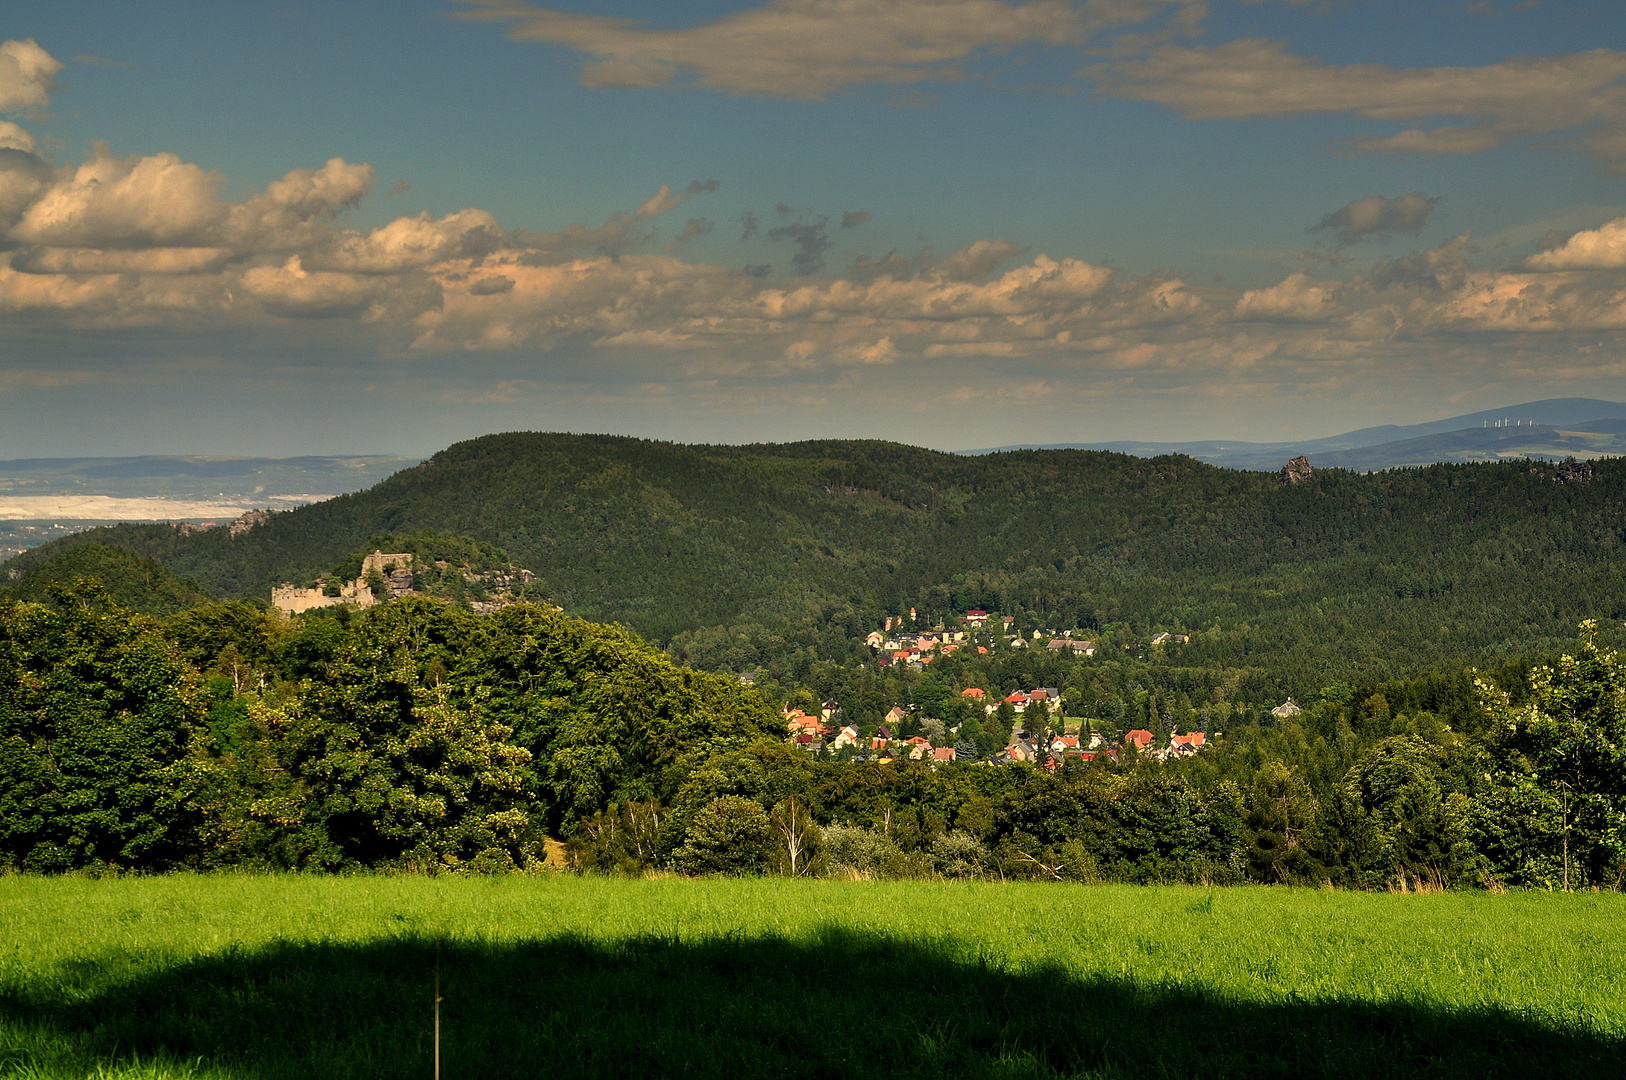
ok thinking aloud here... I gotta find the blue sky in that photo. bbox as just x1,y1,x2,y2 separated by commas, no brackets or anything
4,0,1626,455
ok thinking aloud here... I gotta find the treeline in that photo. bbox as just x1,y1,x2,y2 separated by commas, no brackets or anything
0,584,776,872
573,629,1626,891
2,583,1621,889
8,436,1626,692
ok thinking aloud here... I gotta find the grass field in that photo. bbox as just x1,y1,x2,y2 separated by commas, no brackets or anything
0,877,1622,1079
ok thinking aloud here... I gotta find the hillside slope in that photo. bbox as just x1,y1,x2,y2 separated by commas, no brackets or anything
9,434,1625,682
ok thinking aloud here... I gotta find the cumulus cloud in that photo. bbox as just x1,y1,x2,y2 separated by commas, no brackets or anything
6,127,1626,411
0,135,730,338
848,238,1022,283
1526,216,1626,271
668,216,714,250
452,0,1184,100
1367,233,1473,292
11,145,229,249
0,145,51,222
1311,193,1440,245
1092,39,1626,169
0,121,35,153
1234,271,1339,322
0,39,61,113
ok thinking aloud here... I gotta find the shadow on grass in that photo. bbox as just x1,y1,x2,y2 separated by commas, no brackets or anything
1,928,1618,1079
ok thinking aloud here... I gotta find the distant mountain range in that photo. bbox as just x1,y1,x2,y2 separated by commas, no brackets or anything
0,454,419,559
0,455,418,503
966,398,1626,471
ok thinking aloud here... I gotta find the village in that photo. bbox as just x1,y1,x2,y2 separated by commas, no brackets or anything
782,607,1217,768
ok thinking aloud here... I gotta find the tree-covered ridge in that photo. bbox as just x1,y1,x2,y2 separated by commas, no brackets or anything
0,541,210,616
0,586,779,873
8,434,1626,689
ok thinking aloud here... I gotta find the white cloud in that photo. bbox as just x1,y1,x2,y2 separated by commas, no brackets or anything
0,121,35,152
12,145,227,248
1092,39,1626,169
1234,272,1338,322
1526,216,1626,271
0,39,61,113
4,135,1626,415
315,208,504,272
224,157,377,248
0,144,52,223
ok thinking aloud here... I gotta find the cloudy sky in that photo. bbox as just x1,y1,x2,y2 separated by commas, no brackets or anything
4,0,1626,457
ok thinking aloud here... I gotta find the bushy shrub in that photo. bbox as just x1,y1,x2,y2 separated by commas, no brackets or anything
822,824,898,877
929,830,988,879
821,824,931,878
671,795,773,875
566,800,666,874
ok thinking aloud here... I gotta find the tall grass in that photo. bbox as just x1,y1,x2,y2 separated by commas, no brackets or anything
1,876,1621,1078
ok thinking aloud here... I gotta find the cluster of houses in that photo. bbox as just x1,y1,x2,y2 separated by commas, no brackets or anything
959,686,1063,716
866,610,1105,669
782,696,1210,767
866,626,978,667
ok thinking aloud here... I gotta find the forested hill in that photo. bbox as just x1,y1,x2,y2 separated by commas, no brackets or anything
7,433,1625,683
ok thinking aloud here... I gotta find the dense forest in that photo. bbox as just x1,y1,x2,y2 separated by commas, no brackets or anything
6,434,1626,700
3,435,1623,886
1,585,1622,889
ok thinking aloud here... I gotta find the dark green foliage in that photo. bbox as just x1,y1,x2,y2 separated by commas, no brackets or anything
478,604,781,833
1,541,210,616
0,581,206,870
216,599,536,872
564,799,666,873
671,795,774,874
17,435,1626,692
0,569,781,872
1346,736,1477,887
1472,622,1626,888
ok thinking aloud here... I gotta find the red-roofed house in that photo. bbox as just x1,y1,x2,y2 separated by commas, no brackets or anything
1169,731,1207,756
931,746,956,763
1124,729,1155,751
785,710,830,737
961,688,986,700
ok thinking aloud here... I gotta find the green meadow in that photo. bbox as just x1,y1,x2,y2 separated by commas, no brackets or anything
1,877,1622,1079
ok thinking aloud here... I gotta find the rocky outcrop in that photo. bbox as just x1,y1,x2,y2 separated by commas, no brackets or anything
273,548,539,616
228,509,271,537
1277,456,1313,485
1555,458,1594,484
